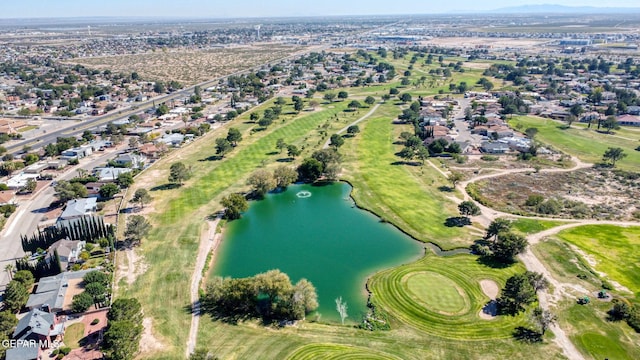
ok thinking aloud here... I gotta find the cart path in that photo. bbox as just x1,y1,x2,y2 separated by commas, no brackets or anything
322,103,381,149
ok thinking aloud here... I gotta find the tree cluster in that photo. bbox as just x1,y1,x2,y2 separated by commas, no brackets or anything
202,269,318,323
474,218,529,263
102,298,144,360
497,272,547,315
3,270,35,313
297,149,341,183
247,165,298,198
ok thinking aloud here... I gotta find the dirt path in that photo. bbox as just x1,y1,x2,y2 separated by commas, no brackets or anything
186,217,222,357
322,103,381,149
457,157,639,360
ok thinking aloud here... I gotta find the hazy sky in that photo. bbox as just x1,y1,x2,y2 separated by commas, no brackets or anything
3,0,640,18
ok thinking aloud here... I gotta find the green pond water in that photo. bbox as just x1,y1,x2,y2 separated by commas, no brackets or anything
213,182,423,322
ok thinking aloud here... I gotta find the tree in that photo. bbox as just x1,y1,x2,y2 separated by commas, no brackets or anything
399,93,412,103
226,128,242,146
524,127,538,139
525,271,549,292
329,134,345,149
293,100,304,112
3,281,28,312
128,137,139,149
23,153,39,166
497,273,537,315
293,279,318,316
603,116,619,134
337,91,349,100
364,96,376,106
297,158,323,183
602,147,627,167
215,138,233,158
0,311,17,335
531,307,557,335
335,296,348,325
247,169,276,198
85,282,106,303
311,148,341,169
276,138,287,153
569,104,584,118
448,172,463,188
124,215,152,244
99,183,120,199
346,125,360,136
54,180,88,203
347,100,361,110
249,112,259,122
323,92,336,103
84,271,110,287
155,104,169,116
221,193,248,220
492,232,528,262
168,162,191,185
458,201,480,217
258,117,273,128
22,178,37,193
117,172,134,188
132,188,152,209
287,145,301,158
190,349,218,360
72,292,94,313
484,218,512,241
109,298,143,323
12,270,34,288
273,166,298,189
102,320,143,360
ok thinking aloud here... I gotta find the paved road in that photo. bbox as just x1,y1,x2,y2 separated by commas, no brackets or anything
0,149,120,289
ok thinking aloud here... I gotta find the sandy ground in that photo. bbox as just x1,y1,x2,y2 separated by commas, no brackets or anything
479,280,499,320
139,317,166,354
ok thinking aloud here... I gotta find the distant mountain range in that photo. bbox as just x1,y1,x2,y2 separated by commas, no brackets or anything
487,4,640,14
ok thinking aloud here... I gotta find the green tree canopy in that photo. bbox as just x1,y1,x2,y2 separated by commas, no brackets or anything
124,215,152,244
221,193,248,220
168,162,191,185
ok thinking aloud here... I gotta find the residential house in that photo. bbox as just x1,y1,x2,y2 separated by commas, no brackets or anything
23,163,48,175
626,106,640,115
47,160,68,170
25,269,96,313
5,173,39,190
46,239,86,270
156,133,185,147
138,143,165,159
6,309,65,360
93,167,132,182
60,145,92,160
59,198,97,221
480,141,510,154
617,114,640,127
112,153,147,168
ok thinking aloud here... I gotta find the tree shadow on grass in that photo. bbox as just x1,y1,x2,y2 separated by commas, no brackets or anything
276,158,294,163
150,183,181,192
444,216,471,227
199,155,223,162
265,151,279,156
475,255,514,269
438,185,454,192
513,326,543,343
390,160,421,166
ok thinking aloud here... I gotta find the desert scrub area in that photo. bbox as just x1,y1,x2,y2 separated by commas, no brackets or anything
471,168,640,220
70,44,301,85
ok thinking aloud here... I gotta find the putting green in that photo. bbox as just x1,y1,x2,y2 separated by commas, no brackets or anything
369,253,527,340
286,343,402,360
405,272,469,315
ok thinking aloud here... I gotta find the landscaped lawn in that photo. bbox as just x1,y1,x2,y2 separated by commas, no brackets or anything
553,225,640,298
508,116,640,172
341,103,475,249
369,253,527,339
64,323,85,349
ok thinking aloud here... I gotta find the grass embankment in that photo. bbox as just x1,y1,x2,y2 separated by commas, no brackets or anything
341,103,474,249
554,225,640,297
533,236,640,360
369,253,527,339
120,101,352,358
508,116,640,172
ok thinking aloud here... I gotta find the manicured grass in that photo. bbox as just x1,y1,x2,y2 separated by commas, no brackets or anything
508,116,640,172
64,323,85,349
286,343,402,360
406,272,469,315
341,103,474,249
510,219,566,235
560,301,640,360
554,225,640,297
368,253,527,339
120,102,352,358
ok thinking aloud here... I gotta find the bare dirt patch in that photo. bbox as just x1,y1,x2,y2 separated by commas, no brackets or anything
473,168,640,220
69,45,302,86
139,317,166,354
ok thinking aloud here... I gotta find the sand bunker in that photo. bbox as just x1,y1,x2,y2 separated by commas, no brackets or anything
479,280,499,320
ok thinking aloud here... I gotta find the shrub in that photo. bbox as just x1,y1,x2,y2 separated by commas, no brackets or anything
481,155,499,161
524,194,544,207
537,199,561,215
91,318,100,325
